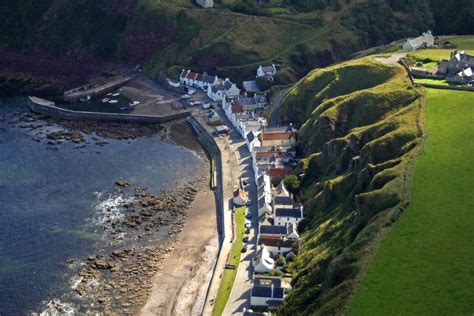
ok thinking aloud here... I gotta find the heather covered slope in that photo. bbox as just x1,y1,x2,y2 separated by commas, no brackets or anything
277,59,426,315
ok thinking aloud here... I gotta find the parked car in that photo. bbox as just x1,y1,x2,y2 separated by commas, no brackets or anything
245,228,250,235
246,212,252,219
242,179,249,186
190,100,202,106
243,237,249,243
244,222,251,229
241,245,248,253
246,200,252,206
187,88,196,95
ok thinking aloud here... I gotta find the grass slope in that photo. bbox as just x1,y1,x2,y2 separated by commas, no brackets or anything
277,57,426,315
348,89,474,315
212,206,246,316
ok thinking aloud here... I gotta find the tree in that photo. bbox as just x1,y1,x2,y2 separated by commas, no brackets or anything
284,174,301,194
256,76,273,91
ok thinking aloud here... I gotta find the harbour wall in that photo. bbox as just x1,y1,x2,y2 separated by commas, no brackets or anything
28,96,189,124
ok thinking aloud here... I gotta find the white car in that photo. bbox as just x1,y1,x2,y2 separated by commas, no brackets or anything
181,94,190,99
203,102,211,109
190,101,202,106
188,88,196,95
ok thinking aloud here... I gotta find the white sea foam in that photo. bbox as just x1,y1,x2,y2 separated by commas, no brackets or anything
39,299,76,316
91,193,135,231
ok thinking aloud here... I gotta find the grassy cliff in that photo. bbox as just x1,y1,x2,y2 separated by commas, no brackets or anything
277,58,426,315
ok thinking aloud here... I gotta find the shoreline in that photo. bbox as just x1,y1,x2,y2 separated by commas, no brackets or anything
25,81,220,314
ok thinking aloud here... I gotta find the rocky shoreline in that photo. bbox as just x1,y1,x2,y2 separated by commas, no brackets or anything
2,98,212,314
63,181,204,314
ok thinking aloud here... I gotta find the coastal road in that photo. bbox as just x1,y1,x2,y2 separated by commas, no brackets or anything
268,87,291,127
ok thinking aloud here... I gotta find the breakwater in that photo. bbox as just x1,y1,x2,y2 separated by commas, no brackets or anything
63,75,131,102
28,96,189,124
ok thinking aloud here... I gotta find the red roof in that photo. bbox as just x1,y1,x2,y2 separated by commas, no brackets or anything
186,71,198,80
180,70,188,78
231,104,244,113
269,167,292,180
262,132,295,141
256,151,282,158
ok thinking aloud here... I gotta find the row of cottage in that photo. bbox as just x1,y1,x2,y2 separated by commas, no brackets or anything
179,64,278,102
223,92,302,312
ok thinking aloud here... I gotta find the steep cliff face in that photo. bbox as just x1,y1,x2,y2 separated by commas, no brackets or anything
278,59,426,315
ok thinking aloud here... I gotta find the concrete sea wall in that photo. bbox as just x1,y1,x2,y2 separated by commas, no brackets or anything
28,96,189,124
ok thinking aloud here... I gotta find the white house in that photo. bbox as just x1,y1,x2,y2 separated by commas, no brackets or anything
258,195,272,217
257,173,272,205
246,130,261,153
207,78,240,101
253,246,274,274
257,64,278,81
274,206,303,227
250,277,285,310
196,0,213,8
403,31,435,51
261,126,296,147
259,223,299,241
274,181,291,198
180,69,199,86
258,236,296,257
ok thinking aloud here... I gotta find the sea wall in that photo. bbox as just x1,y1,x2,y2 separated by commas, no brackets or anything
186,116,225,314
28,96,189,124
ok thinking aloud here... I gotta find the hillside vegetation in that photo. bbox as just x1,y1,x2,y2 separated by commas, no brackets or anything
348,89,474,315
2,0,471,84
277,58,426,314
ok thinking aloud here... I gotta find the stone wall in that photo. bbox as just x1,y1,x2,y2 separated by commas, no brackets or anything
28,96,189,124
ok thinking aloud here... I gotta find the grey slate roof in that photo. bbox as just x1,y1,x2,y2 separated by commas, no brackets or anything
251,286,285,299
259,225,288,235
203,74,216,84
246,131,255,143
243,80,260,93
275,208,302,218
274,196,293,206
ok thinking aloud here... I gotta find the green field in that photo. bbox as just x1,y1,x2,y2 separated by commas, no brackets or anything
349,89,474,315
413,78,464,87
212,206,246,316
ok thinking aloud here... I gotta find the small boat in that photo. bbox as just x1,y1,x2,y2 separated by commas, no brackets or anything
129,101,140,107
119,107,128,111
112,92,120,97
108,100,118,104
107,92,113,96
102,97,110,103
80,95,91,102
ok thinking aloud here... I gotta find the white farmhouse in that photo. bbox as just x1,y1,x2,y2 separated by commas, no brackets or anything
403,31,435,51
196,0,213,8
257,64,278,81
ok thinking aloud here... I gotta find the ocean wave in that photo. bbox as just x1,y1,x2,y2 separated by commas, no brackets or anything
39,299,76,316
91,193,135,231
